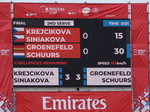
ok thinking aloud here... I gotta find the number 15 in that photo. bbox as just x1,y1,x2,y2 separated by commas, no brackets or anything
115,32,123,39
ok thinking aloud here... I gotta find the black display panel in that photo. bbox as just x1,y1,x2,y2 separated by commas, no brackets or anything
12,18,131,86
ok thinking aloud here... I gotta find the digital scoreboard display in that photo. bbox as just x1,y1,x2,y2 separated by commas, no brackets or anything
12,18,131,86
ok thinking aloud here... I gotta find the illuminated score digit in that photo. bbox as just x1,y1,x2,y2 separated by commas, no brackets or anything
115,32,123,39
114,48,124,55
76,74,81,80
83,48,89,55
83,32,88,39
65,74,70,80
83,32,89,55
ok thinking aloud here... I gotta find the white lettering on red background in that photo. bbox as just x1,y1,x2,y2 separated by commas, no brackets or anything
42,96,107,110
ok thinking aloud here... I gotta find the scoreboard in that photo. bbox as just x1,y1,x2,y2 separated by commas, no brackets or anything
12,18,131,86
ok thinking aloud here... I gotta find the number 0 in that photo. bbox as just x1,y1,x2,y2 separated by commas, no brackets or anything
83,33,88,39
83,48,88,55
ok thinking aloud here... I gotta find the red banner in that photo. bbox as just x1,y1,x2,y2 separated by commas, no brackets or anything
131,4,149,111
14,3,128,18
16,91,132,112
0,3,12,112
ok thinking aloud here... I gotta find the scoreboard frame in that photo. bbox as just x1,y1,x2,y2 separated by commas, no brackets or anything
12,18,131,87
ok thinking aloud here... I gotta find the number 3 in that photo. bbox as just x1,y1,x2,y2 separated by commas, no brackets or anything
76,74,81,80
65,74,70,80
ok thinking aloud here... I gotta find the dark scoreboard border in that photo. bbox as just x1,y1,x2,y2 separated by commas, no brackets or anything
12,18,131,87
